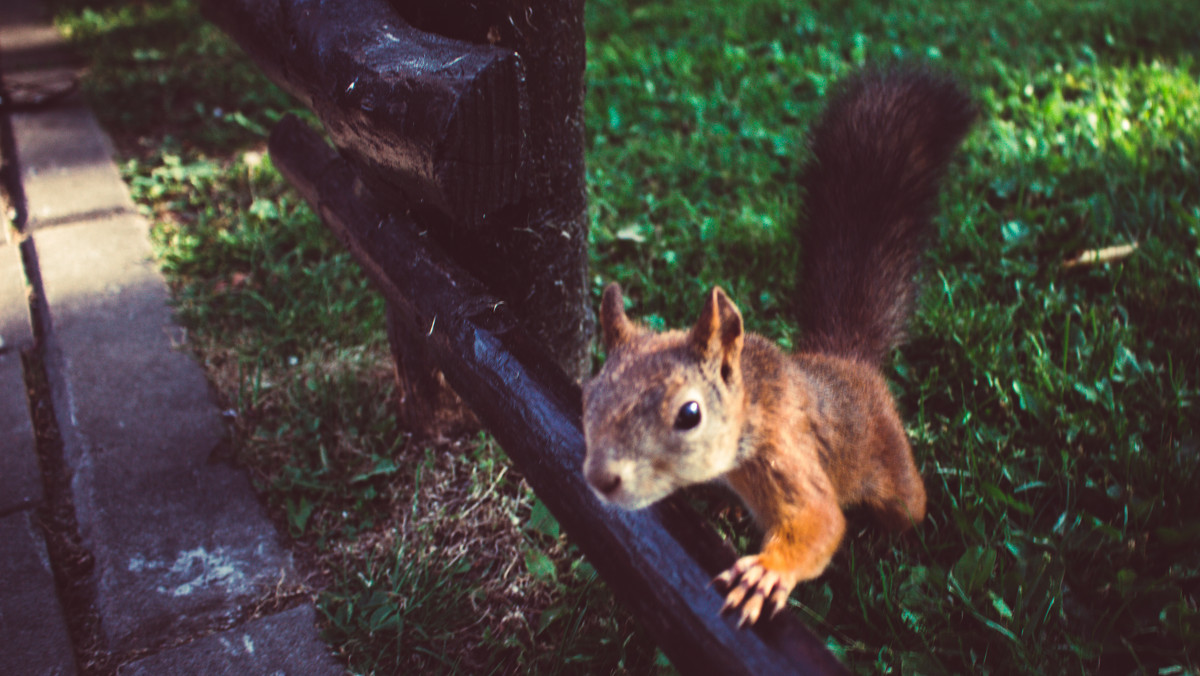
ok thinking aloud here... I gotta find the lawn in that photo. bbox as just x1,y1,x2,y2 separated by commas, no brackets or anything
49,0,1200,672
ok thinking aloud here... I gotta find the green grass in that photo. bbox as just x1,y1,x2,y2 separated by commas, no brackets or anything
49,0,1200,673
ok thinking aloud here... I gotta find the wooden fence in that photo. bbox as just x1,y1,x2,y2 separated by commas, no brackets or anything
203,0,847,672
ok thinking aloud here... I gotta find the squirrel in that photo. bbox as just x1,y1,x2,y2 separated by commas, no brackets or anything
581,65,976,628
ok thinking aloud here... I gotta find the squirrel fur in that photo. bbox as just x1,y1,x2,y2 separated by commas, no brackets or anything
580,66,976,627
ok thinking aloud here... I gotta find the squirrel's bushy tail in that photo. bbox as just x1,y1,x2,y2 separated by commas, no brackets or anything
797,66,975,365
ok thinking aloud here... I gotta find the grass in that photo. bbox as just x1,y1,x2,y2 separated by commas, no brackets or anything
47,0,1200,673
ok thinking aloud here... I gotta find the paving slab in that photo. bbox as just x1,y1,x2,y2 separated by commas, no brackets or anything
32,214,303,652
84,463,295,653
0,510,77,675
0,350,42,513
3,0,130,230
0,0,79,77
118,604,341,676
10,102,135,228
34,216,224,477
0,237,34,352
4,1,120,230
0,0,81,108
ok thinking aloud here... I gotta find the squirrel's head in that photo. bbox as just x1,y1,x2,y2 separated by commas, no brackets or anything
581,282,746,510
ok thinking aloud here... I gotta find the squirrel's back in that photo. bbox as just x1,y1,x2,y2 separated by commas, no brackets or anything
797,66,975,365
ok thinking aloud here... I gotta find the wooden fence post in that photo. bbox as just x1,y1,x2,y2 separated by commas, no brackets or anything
398,0,594,381
202,0,592,436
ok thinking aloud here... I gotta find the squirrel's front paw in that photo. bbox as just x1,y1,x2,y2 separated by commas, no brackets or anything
713,555,796,628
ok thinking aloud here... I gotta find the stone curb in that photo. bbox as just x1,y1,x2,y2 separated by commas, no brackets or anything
0,0,342,673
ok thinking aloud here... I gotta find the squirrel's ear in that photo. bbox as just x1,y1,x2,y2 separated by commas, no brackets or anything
599,282,636,351
689,287,744,375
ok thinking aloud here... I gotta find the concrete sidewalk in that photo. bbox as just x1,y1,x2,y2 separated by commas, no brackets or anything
0,1,342,673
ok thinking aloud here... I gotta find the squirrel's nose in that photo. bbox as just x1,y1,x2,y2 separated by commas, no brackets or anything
593,472,621,496
586,465,622,499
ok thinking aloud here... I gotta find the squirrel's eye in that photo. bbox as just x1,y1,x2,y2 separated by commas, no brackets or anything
674,401,702,430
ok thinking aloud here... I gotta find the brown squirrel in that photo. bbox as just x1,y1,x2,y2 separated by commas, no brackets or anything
581,66,976,627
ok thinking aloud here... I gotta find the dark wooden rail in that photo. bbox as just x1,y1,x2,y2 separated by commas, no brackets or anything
268,114,847,675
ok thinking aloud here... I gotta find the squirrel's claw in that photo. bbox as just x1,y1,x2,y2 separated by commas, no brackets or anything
768,583,791,618
714,555,791,628
737,591,766,628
